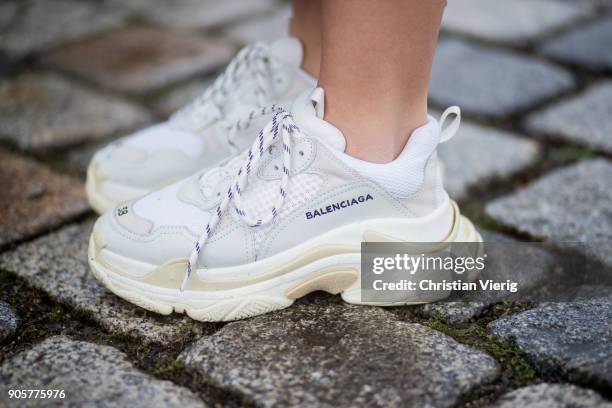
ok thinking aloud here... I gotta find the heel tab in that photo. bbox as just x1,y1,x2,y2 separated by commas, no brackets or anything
439,106,461,143
310,87,325,118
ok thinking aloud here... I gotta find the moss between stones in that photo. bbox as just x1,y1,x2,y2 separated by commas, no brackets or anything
48,305,66,323
547,145,595,164
0,269,88,360
419,301,542,407
151,355,185,378
427,318,538,386
472,213,506,233
0,268,252,407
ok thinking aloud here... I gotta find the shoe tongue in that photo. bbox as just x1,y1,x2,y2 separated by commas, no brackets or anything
269,37,303,68
292,88,347,152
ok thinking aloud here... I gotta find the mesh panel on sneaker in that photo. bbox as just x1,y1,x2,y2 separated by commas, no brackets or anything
229,173,323,252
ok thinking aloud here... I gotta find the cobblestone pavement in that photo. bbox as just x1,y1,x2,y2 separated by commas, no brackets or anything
0,0,611,407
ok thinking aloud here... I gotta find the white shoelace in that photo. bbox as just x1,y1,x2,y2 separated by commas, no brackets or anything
224,104,286,154
181,108,300,290
171,42,274,132
198,104,286,193
180,104,464,290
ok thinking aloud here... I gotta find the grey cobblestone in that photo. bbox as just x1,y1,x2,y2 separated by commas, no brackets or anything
0,150,89,248
0,2,611,407
430,39,574,116
486,159,612,269
0,0,126,57
443,0,592,43
490,383,612,408
0,2,18,29
439,120,540,200
0,301,19,343
65,142,107,175
0,221,205,345
0,336,206,408
539,15,612,71
46,27,234,94
526,81,612,154
490,296,612,389
421,230,564,324
0,73,151,151
181,296,499,408
120,0,276,31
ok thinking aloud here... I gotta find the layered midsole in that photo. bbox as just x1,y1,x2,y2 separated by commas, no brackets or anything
92,241,361,307
90,199,482,305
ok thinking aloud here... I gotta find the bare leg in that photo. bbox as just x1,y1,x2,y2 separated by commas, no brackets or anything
319,0,446,163
289,0,323,78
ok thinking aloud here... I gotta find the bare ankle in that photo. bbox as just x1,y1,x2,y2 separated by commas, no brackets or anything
328,109,428,163
289,0,322,78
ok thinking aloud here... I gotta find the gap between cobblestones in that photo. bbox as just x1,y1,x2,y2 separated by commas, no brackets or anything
2,231,610,408
0,203,93,254
530,10,612,67
1,5,611,406
3,260,606,407
457,141,598,227
0,68,153,155
430,32,612,241
1,2,608,232
438,9,612,127
0,268,256,407
0,107,606,407
427,304,541,408
0,62,225,177
391,299,612,408
442,6,608,52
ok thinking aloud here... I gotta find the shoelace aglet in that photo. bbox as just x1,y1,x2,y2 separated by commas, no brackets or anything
180,270,190,292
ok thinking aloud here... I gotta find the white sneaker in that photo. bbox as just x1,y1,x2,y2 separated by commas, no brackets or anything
86,37,314,214
88,88,481,322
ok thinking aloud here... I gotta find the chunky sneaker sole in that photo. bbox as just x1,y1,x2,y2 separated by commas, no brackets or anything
89,88,481,322
89,199,482,321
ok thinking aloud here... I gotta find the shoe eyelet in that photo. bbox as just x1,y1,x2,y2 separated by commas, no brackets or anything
298,150,304,156
274,165,279,171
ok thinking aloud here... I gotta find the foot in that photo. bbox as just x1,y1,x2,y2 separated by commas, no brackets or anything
86,37,314,214
88,88,481,322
